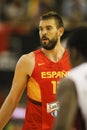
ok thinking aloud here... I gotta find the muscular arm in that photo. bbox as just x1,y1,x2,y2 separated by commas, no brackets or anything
54,78,78,130
0,52,35,130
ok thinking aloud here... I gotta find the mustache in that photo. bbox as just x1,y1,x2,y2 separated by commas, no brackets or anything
42,36,49,40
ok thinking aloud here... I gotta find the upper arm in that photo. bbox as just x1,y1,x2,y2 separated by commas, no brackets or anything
9,52,35,104
54,78,78,130
0,54,35,129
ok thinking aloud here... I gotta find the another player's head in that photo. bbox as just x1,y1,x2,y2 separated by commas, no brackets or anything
67,26,87,67
39,11,64,50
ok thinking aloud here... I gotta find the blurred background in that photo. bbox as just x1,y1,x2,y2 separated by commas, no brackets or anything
0,0,87,129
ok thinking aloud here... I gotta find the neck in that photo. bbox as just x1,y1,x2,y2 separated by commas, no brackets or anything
42,43,65,62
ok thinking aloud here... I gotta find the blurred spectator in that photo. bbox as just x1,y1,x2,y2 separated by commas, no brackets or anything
0,0,11,53
0,0,8,21
53,0,64,14
0,20,11,52
61,0,87,29
4,0,26,22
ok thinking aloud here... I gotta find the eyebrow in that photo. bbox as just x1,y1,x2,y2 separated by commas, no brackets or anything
39,25,53,28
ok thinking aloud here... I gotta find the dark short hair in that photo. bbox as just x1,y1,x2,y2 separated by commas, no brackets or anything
40,11,64,28
67,26,87,58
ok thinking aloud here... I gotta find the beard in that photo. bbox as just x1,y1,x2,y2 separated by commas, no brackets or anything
40,36,58,50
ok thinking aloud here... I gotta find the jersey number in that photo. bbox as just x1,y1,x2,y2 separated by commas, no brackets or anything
51,81,56,94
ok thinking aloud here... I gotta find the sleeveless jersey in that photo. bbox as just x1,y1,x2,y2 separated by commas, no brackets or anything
68,63,87,130
22,49,71,130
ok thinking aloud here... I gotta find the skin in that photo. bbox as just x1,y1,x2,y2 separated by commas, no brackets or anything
54,78,78,130
39,19,65,62
54,47,87,130
0,18,64,130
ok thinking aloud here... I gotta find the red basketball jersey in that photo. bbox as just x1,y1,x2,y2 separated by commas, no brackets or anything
22,49,71,130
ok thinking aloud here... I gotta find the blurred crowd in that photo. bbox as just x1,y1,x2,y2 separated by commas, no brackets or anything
0,0,87,55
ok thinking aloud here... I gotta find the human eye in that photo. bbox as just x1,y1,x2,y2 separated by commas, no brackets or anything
46,26,52,31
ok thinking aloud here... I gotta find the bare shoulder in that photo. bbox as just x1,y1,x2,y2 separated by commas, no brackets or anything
18,52,35,63
16,52,35,76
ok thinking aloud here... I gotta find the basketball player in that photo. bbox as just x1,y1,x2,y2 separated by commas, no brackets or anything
54,26,87,130
0,11,71,130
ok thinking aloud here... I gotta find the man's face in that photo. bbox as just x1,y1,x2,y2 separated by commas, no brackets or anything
39,19,59,50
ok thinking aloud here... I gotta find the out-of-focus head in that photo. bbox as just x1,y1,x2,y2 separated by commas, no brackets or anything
67,26,87,67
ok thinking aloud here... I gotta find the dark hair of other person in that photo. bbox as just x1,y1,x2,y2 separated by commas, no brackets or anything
67,26,87,59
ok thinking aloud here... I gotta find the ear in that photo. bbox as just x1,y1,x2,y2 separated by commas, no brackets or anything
58,27,64,37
